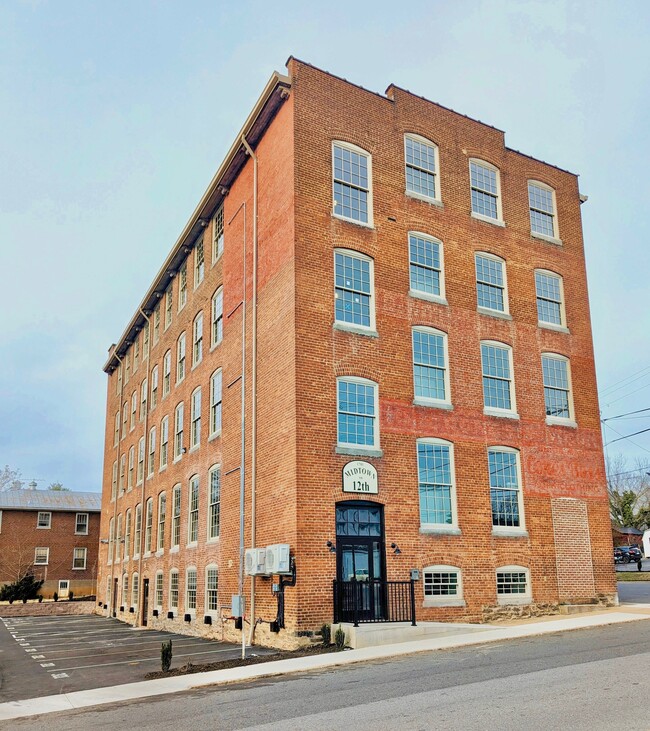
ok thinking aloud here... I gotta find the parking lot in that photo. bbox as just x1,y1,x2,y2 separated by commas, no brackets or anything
0,615,273,702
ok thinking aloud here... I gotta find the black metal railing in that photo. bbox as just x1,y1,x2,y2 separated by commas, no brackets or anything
333,579,416,627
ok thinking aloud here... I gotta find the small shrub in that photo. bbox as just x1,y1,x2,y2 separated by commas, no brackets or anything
53,592,58,602
320,623,331,646
161,639,173,672
38,595,43,603
334,625,346,650
68,591,74,601
22,598,27,604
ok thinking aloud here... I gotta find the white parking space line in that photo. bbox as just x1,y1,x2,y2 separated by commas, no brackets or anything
31,655,45,659
40,663,55,668
36,640,228,662
50,673,68,679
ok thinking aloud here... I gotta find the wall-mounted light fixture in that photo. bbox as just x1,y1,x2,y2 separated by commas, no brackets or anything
391,543,402,556
326,541,336,554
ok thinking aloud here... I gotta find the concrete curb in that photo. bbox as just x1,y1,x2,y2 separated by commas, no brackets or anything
1,609,649,721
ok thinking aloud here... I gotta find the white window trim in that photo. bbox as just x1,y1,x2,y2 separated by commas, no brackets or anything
155,571,164,610
475,251,510,317
211,287,224,350
535,269,568,332
72,547,87,570
185,566,198,615
408,231,447,305
174,402,184,462
332,140,374,228
528,180,562,244
489,446,527,536
176,333,186,384
37,512,52,529
496,564,532,605
187,476,199,547
171,484,181,551
481,340,519,419
34,547,49,565
207,464,221,542
190,387,201,450
209,369,223,440
169,569,179,609
404,133,442,206
75,513,89,535
412,326,452,409
157,492,166,552
422,564,465,607
192,312,203,368
333,248,377,336
541,352,577,427
335,376,382,456
205,564,219,616
469,158,504,225
417,438,459,532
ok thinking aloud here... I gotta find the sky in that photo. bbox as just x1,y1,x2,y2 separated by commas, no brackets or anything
1,0,649,491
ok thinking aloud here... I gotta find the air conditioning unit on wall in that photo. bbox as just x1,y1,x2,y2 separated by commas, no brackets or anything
266,544,291,575
245,547,268,576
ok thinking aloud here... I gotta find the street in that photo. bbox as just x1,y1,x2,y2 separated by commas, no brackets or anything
8,617,650,731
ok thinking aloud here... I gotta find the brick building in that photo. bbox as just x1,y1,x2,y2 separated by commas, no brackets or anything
97,58,616,647
0,489,101,599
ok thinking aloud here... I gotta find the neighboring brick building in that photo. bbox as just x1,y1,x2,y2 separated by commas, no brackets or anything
0,489,101,599
98,58,616,648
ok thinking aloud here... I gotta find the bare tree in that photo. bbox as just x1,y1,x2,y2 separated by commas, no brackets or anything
0,465,24,492
607,454,650,529
0,534,37,584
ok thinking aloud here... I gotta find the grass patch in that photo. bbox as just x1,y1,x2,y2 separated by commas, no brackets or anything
617,572,650,581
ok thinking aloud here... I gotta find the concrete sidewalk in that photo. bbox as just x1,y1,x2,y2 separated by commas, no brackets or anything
2,605,649,722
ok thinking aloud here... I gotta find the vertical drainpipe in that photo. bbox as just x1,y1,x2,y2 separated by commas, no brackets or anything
109,350,124,617
241,135,258,645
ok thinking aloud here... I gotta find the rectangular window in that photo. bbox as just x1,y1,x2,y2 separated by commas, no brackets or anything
409,233,443,298
413,328,449,404
497,570,528,596
178,262,187,310
160,416,169,469
130,391,137,430
155,572,164,608
75,513,89,535
37,512,51,529
153,304,160,344
337,378,378,448
157,493,166,551
170,571,179,609
137,437,145,484
424,570,459,597
213,206,224,262
122,575,128,605
193,313,203,366
542,355,572,421
210,370,222,436
116,363,123,395
112,460,117,500
172,485,181,548
122,402,128,438
34,547,49,565
174,403,184,459
114,411,120,446
165,286,173,330
119,454,126,492
143,323,150,359
177,334,186,383
125,353,130,382
134,504,142,557
108,518,114,563
163,350,171,396
529,182,556,238
481,343,514,413
134,340,139,371
188,476,199,544
144,498,153,553
418,441,454,526
333,142,371,224
195,237,204,286
147,426,156,478
208,466,221,540
115,514,122,562
535,271,564,327
150,366,159,410
470,160,500,220
489,449,522,528
73,547,87,570
191,388,201,448
405,135,438,201
206,567,218,612
475,254,506,313
124,510,131,559
128,446,134,489
186,569,197,611
334,250,374,329
211,288,223,346
140,378,147,421
132,574,139,608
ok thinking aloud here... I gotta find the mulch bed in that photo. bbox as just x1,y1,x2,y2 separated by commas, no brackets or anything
145,644,339,679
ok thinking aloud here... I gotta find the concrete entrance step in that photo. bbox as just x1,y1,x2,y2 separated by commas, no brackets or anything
558,604,603,615
337,621,490,649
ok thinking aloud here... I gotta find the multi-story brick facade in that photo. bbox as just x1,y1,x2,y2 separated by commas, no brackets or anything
98,58,616,647
0,489,100,599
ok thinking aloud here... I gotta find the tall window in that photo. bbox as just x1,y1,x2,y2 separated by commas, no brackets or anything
535,270,565,327
114,411,120,446
172,484,181,548
542,354,573,422
130,391,137,431
211,288,223,347
470,159,501,221
124,509,131,559
528,181,557,239
132,573,139,609
116,363,122,395
169,570,179,609
75,513,89,534
489,447,524,529
418,439,455,527
334,250,374,330
188,476,199,544
119,454,126,493
122,401,128,438
174,402,184,459
481,342,516,414
157,492,166,551
164,286,172,330
153,304,160,344
186,568,197,611
475,253,507,313
73,547,87,570
150,365,159,410
163,350,171,396
147,426,156,478
136,437,145,484
127,446,134,489
405,134,439,202
210,369,222,436
409,233,444,300
208,465,221,540
142,322,149,359
213,205,224,262
155,572,164,608
125,353,130,382
192,313,203,366
178,262,187,310
160,416,169,469
122,574,128,606
133,339,139,372
34,547,49,565
413,327,450,406
332,141,372,225
206,566,218,612
337,377,379,449
133,503,142,557
37,511,51,529
190,388,201,448
194,235,204,286
144,498,153,553
176,333,186,383
111,460,117,500
108,518,114,563
115,514,122,562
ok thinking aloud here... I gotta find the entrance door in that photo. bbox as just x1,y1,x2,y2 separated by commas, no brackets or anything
336,502,386,621
141,578,149,627
58,580,70,599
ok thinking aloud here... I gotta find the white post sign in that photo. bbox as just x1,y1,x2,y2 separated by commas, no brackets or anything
342,461,378,494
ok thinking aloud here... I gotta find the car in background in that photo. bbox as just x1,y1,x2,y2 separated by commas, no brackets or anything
615,545,643,563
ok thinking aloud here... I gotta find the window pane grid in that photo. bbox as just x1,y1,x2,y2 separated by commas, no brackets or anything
409,235,441,295
405,137,437,198
209,468,221,539
489,450,520,527
206,568,218,611
418,443,453,524
481,344,512,410
188,479,199,543
535,272,562,325
335,506,382,536
334,253,371,327
476,255,505,311
337,380,376,446
497,571,527,594
424,571,458,596
543,357,570,418
333,145,369,223
413,330,446,401
470,162,498,218
186,569,197,610
170,572,179,608
529,183,555,236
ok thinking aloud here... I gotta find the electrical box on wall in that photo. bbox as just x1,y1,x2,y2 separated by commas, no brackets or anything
232,594,245,617
266,544,291,574
245,548,268,576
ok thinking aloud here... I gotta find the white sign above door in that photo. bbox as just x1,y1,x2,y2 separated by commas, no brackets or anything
342,461,378,494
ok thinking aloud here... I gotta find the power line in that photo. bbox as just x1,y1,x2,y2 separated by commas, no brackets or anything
602,421,650,451
601,365,650,396
603,406,650,421
607,465,650,479
603,380,650,407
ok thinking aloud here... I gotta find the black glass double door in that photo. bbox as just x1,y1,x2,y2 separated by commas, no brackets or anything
336,502,386,621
